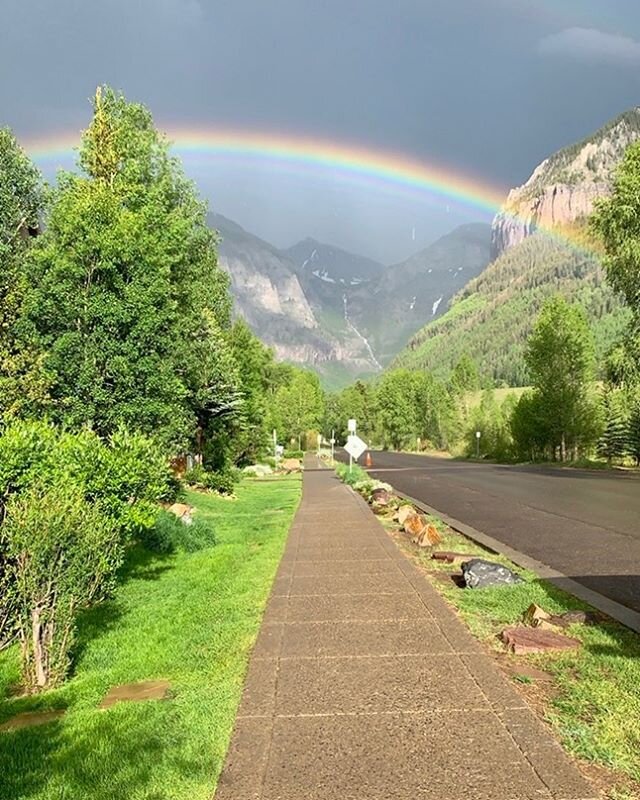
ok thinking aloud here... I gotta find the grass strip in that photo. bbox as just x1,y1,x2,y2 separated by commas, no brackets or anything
0,476,301,800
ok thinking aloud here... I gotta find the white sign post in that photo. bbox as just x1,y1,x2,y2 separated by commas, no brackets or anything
344,434,368,474
475,430,481,459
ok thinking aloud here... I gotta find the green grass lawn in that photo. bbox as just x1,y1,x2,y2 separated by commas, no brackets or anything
0,476,301,800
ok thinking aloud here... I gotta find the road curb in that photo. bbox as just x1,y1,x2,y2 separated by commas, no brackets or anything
396,489,640,635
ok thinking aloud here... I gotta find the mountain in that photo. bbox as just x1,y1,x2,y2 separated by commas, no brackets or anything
394,110,640,385
286,238,385,285
394,231,629,385
211,214,380,387
213,212,492,386
350,223,492,364
491,108,640,258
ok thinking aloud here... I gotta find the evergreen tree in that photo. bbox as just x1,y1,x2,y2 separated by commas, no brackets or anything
597,390,629,464
627,399,640,466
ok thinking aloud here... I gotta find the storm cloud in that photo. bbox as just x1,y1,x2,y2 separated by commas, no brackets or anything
1,0,639,262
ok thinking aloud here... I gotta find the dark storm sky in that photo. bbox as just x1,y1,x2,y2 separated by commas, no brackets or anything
1,0,640,262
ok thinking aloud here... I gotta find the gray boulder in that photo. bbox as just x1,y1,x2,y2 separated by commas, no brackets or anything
461,559,523,589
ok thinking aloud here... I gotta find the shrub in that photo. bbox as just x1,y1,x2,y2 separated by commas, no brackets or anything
183,464,238,495
0,421,178,540
283,449,304,459
141,511,217,554
1,484,121,691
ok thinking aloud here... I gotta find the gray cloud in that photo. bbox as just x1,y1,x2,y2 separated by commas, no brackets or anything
1,1,640,261
538,27,640,68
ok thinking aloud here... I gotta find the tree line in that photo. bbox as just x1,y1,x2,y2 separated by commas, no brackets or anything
331,140,640,466
0,87,325,691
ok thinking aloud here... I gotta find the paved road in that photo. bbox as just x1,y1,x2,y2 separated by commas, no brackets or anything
363,451,640,613
215,460,594,800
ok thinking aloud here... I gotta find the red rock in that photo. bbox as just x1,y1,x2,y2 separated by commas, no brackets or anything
397,505,415,525
432,551,477,564
403,513,426,537
501,627,581,655
415,524,443,548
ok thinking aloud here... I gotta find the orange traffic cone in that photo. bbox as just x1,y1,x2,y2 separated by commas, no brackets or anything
365,451,373,468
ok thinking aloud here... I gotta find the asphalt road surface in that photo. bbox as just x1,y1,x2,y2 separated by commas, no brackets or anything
360,451,640,613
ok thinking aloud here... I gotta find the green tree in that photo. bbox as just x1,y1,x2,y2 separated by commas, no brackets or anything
449,353,480,396
593,141,640,380
1,484,121,690
597,389,629,464
18,87,236,451
0,129,46,415
228,320,277,463
269,369,325,448
375,369,419,450
524,296,601,460
627,398,640,466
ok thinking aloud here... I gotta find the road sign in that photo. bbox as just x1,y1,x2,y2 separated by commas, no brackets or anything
344,434,367,461
347,418,357,433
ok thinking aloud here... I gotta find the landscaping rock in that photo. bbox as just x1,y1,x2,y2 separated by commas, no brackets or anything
522,603,552,627
0,710,65,732
461,559,524,589
370,487,391,506
403,512,426,538
243,464,273,477
414,523,443,548
100,679,171,709
522,604,604,630
502,627,581,655
397,505,415,525
167,503,194,526
432,551,478,564
281,458,302,473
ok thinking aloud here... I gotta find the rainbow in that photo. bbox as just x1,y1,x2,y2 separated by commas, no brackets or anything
22,126,599,258
24,126,508,218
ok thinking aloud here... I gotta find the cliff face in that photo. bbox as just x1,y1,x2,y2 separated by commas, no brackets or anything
211,214,382,380
491,108,640,258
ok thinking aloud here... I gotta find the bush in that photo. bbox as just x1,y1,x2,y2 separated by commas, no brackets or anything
283,449,304,459
0,484,121,691
0,421,178,540
141,510,216,554
183,464,238,495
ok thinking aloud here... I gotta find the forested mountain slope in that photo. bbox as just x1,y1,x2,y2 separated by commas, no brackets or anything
394,109,640,385
394,232,629,385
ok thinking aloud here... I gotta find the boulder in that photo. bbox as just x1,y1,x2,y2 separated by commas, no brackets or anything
281,458,302,473
414,523,443,548
370,487,391,506
461,559,524,589
397,505,415,525
403,513,426,538
167,503,194,526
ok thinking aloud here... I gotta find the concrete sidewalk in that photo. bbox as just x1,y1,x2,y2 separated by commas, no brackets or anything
214,461,597,800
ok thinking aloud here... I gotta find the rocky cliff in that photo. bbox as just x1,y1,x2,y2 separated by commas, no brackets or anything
491,108,640,258
211,214,382,381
